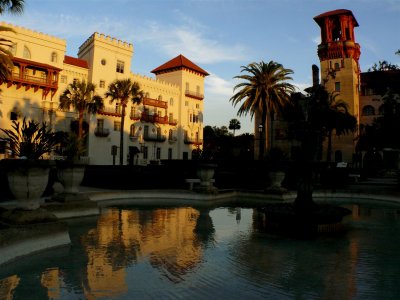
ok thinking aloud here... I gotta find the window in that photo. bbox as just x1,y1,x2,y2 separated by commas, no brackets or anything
116,60,125,73
195,103,200,109
156,147,161,160
168,129,173,140
169,113,174,123
114,121,121,131
362,105,375,116
99,80,105,88
97,119,104,129
51,52,57,63
23,46,31,59
101,59,107,66
60,75,67,83
196,85,200,95
170,98,174,106
115,103,121,114
334,62,340,71
73,78,78,84
143,146,148,159
130,124,135,136
10,111,18,121
158,95,163,101
185,101,188,106
145,92,150,98
168,148,172,160
185,82,189,92
144,125,149,137
335,82,341,92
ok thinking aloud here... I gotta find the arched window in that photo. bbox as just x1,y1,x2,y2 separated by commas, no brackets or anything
169,98,174,106
168,129,173,140
10,43,17,56
145,92,150,98
362,105,375,116
51,52,57,63
158,95,162,101
23,46,31,59
334,62,340,71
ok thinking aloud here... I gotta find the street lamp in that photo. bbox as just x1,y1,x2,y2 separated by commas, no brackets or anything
258,124,264,160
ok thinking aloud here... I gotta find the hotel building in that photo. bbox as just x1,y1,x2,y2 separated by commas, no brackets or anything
0,22,208,165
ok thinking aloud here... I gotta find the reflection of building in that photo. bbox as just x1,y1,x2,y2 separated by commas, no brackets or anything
0,275,20,300
79,208,203,297
0,22,208,164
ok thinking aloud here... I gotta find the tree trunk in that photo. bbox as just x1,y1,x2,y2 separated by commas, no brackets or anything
119,104,126,165
78,110,84,139
326,130,332,162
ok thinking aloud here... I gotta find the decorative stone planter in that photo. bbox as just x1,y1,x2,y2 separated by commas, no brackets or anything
266,170,287,194
54,160,88,202
195,163,218,193
1,159,54,210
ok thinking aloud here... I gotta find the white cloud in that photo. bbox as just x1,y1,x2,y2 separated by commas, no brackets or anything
205,73,234,97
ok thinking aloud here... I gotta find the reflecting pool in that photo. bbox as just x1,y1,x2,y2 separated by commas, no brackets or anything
1,203,400,299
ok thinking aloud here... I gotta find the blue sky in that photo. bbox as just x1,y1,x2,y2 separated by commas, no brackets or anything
2,0,400,134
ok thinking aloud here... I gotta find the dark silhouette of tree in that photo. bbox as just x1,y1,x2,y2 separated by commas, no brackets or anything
230,61,295,158
368,60,399,72
228,118,241,136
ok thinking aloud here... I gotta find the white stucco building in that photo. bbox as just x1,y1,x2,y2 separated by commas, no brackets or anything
0,22,208,164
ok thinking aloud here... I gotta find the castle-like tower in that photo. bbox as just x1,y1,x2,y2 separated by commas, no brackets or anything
314,9,361,161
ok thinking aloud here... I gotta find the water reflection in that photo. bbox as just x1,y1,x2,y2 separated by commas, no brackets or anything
1,204,400,299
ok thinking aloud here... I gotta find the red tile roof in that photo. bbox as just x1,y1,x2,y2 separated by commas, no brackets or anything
314,9,359,26
64,55,89,69
151,54,209,76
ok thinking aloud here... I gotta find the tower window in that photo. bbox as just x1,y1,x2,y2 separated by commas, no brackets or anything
116,60,125,73
99,80,105,88
51,52,57,63
334,62,340,71
335,82,341,92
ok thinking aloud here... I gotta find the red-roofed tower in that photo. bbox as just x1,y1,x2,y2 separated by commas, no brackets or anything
314,9,361,162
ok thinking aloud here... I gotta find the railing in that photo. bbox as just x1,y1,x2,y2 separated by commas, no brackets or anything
130,111,141,120
98,107,122,117
184,136,203,145
143,97,168,109
143,133,166,142
141,112,169,124
94,127,110,137
185,90,204,100
10,72,58,88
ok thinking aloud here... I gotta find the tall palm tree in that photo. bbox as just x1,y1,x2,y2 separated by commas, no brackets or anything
230,61,295,159
0,26,15,81
59,80,104,139
105,78,144,165
0,0,25,80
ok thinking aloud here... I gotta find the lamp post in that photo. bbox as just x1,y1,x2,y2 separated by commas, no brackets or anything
258,124,264,160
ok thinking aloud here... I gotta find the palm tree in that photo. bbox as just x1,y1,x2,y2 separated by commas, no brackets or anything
0,0,25,80
228,118,241,136
0,26,15,81
324,92,357,162
0,0,24,14
230,61,295,159
105,78,144,165
59,80,104,139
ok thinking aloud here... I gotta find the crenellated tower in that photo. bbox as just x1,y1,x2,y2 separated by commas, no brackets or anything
314,9,361,162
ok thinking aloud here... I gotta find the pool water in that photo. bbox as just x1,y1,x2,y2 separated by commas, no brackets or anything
1,204,400,299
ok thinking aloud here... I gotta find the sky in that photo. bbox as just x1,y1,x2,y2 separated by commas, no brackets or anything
2,0,400,134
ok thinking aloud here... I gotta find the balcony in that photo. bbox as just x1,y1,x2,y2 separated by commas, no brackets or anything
184,136,203,145
185,90,204,100
141,112,168,124
168,137,177,144
130,111,141,120
98,107,122,117
143,97,168,109
143,133,166,142
6,57,61,99
94,127,110,137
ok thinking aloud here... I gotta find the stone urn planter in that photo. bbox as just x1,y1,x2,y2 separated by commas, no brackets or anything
195,163,218,193
1,159,54,210
268,170,286,189
54,159,88,202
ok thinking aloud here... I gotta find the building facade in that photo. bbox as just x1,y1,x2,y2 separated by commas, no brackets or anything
0,22,208,164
